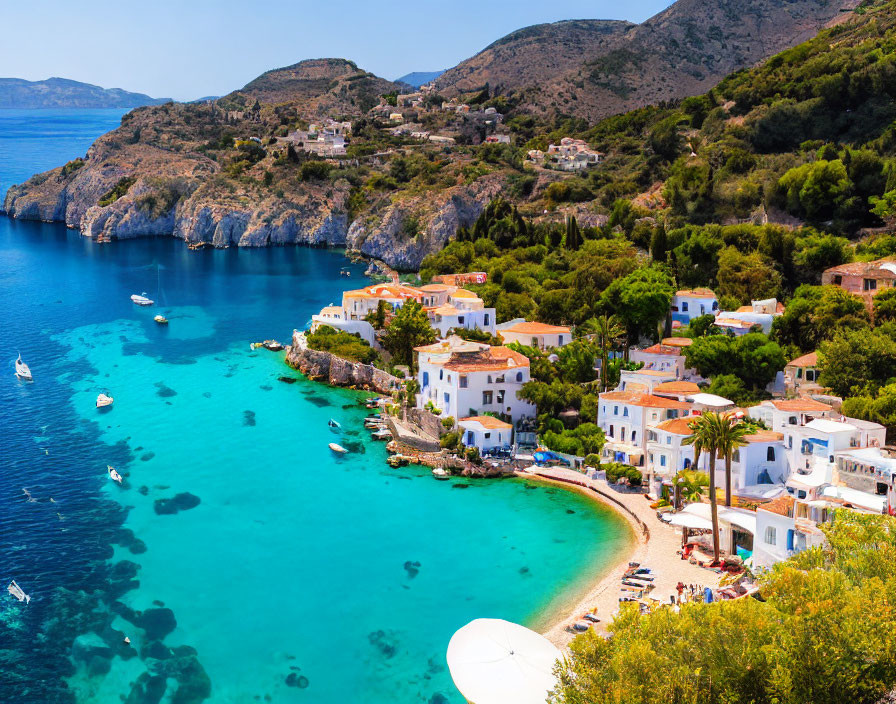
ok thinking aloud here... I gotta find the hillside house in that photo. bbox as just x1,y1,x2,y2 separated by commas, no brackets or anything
598,391,694,467
496,321,571,350
415,338,534,423
418,284,496,337
784,352,822,394
670,288,718,324
822,258,896,307
458,416,514,453
754,496,830,569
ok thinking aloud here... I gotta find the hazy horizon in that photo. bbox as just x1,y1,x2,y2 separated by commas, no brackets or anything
1,0,673,101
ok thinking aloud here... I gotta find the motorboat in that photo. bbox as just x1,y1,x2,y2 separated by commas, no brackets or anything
154,315,168,325
7,580,30,604
131,293,154,306
108,466,123,484
328,419,342,430
432,467,450,480
329,442,348,454
15,354,32,381
371,428,392,441
96,393,114,408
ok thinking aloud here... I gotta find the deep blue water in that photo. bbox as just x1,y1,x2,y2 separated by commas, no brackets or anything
0,111,631,704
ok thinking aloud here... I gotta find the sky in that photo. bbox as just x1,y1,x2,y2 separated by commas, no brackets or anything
1,0,673,101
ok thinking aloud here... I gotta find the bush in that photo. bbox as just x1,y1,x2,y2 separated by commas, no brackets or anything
604,463,642,486
98,177,136,207
305,325,380,365
300,160,332,181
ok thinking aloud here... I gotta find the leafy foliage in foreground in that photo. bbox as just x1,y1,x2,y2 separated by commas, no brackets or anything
553,512,896,704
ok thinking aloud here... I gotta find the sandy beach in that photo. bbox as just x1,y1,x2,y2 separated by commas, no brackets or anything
520,467,723,648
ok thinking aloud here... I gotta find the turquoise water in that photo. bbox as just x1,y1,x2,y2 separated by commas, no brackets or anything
0,111,632,704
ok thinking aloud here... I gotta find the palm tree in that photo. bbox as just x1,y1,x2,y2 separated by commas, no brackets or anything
682,412,726,562
716,413,751,507
579,315,624,392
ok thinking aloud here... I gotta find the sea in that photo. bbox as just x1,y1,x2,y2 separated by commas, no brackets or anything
0,108,632,704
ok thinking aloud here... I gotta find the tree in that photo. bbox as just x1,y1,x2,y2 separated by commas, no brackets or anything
715,413,751,507
673,469,709,506
364,300,390,330
778,159,851,221
579,315,624,391
682,413,724,561
818,326,896,397
565,215,582,251
716,246,782,303
381,300,436,370
874,288,896,324
684,333,786,393
771,285,869,352
600,267,674,356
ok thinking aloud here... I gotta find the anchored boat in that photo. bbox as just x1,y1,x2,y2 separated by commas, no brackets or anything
96,393,114,408
15,354,32,381
108,466,123,484
7,580,30,604
154,314,168,325
329,442,348,454
131,293,153,306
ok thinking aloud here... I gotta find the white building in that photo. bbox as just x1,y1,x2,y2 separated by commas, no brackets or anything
598,391,693,467
416,337,534,423
670,288,718,325
714,298,783,336
310,306,376,345
754,496,830,569
630,342,691,379
458,416,514,452
341,283,424,321
618,370,682,394
496,321,572,350
420,285,496,337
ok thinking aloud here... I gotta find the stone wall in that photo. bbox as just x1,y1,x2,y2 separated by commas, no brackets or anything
285,330,400,394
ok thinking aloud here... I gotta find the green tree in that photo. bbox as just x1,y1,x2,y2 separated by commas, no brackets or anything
716,246,782,303
364,300,390,330
682,413,724,561
381,300,436,370
579,315,624,391
778,159,851,221
684,333,786,392
874,288,896,324
600,267,674,356
771,285,870,352
716,413,751,507
818,326,896,397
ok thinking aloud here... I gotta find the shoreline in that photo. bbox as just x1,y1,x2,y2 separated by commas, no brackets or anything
519,468,722,649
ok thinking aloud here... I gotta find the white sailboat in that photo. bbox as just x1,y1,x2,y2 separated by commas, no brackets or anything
7,580,31,604
15,354,32,381
108,466,123,484
96,393,114,408
131,292,153,306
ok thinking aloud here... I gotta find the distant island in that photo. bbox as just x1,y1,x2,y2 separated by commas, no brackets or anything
0,77,171,109
394,70,444,88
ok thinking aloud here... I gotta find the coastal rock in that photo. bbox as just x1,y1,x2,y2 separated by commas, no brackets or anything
136,607,177,641
154,492,201,515
71,632,114,664
285,330,401,394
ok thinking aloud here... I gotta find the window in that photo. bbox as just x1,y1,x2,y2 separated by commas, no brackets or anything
613,406,619,416
609,424,614,438
666,436,671,445
767,447,776,462
459,376,468,388
439,369,443,380
531,337,539,347
620,428,626,442
458,316,465,325
516,372,523,382
623,408,629,417
631,431,637,444
497,390,505,405
443,392,450,405
487,375,493,384
864,278,878,291
764,526,777,545
422,371,429,387
660,456,667,467
558,335,564,345
732,450,740,463
484,314,490,326
681,302,689,312
447,375,451,383
482,390,493,405
484,432,491,439
832,275,842,286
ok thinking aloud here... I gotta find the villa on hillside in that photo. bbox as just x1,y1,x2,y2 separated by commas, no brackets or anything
630,338,696,379
822,257,896,307
713,298,783,336
496,320,572,350
419,284,497,336
670,288,718,324
415,337,534,424
458,416,514,453
784,351,822,394
526,138,603,171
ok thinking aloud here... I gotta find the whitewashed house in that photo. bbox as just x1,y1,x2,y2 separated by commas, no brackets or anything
310,306,376,345
458,416,514,452
416,337,534,423
421,286,496,337
754,496,830,569
598,391,693,467
670,288,718,325
497,321,572,350
630,342,690,378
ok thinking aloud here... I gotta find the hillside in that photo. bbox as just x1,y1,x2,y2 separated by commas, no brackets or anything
0,77,170,109
433,0,862,120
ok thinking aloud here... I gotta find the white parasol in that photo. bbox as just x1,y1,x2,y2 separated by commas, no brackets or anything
446,618,561,704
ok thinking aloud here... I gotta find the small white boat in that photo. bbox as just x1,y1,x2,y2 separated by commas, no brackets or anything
108,466,123,484
329,442,348,454
432,468,450,480
372,428,392,441
7,580,31,604
131,293,154,306
328,419,341,430
154,315,168,325
96,393,114,408
15,354,32,381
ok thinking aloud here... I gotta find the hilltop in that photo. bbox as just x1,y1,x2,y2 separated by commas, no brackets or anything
433,0,862,120
0,77,170,109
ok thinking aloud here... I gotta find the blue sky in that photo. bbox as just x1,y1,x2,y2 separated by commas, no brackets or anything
2,0,673,101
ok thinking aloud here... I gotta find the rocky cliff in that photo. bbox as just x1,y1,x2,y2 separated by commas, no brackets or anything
286,331,401,394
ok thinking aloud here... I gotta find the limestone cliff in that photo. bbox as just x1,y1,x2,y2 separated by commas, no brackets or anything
286,330,401,394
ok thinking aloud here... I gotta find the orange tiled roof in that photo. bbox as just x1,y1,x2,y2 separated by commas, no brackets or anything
653,381,701,394
344,284,422,300
449,289,479,299
640,344,681,356
675,288,715,297
825,258,896,278
459,415,513,430
661,337,693,348
760,495,795,517
653,417,695,435
419,284,453,292
744,430,785,443
770,399,832,412
443,346,530,372
601,391,692,410
736,305,753,313
788,352,818,368
501,321,571,335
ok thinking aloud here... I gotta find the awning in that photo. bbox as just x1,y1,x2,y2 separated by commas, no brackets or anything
667,512,713,530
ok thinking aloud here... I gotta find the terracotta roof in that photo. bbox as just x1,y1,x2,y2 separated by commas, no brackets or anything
743,430,785,444
662,337,693,348
459,415,513,430
675,288,715,298
653,417,695,435
639,344,681,356
769,399,832,412
653,381,701,394
501,321,571,335
760,495,795,517
344,284,422,300
443,346,530,372
736,305,753,313
600,391,692,410
788,352,818,368
449,289,479,299
715,318,754,329
433,304,460,316
825,258,896,278
628,369,676,377
419,284,453,292
318,306,343,315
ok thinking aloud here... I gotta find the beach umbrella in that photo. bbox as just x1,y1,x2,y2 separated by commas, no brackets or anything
446,618,561,704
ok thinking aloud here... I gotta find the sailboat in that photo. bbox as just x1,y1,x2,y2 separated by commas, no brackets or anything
7,580,31,604
15,354,32,381
96,393,114,408
108,466,123,484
